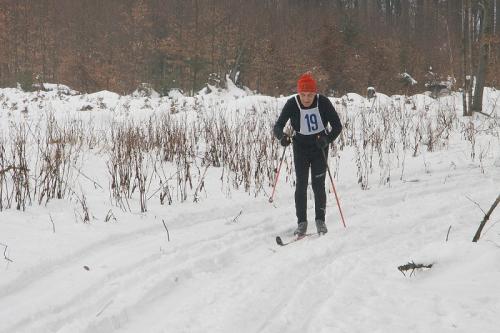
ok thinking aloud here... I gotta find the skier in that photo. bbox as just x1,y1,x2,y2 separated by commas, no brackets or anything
273,73,342,237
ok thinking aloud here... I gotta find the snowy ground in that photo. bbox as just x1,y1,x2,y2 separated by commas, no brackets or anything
0,84,499,333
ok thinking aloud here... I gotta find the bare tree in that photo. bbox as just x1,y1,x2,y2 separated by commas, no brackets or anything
472,0,495,114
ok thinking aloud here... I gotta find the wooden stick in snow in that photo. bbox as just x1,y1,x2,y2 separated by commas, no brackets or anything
472,194,500,242
162,219,170,242
0,243,13,262
446,225,452,242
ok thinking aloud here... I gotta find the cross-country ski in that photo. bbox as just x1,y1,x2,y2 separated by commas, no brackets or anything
275,233,320,246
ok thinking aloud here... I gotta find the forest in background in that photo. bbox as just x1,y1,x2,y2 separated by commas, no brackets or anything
1,0,500,96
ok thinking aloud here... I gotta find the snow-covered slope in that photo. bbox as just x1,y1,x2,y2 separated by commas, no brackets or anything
0,85,499,333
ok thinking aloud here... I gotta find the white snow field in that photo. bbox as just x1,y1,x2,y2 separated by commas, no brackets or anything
0,83,499,333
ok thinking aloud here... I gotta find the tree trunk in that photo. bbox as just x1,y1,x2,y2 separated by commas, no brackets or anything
385,0,392,25
229,45,244,85
361,0,368,22
416,0,425,44
472,0,494,114
463,0,472,116
400,0,410,72
495,0,499,34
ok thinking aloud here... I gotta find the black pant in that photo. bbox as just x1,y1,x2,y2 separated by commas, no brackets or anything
293,143,327,224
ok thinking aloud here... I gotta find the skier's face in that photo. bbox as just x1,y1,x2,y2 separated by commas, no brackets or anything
299,92,315,107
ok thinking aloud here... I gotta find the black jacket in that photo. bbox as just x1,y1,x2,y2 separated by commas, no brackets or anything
273,94,342,149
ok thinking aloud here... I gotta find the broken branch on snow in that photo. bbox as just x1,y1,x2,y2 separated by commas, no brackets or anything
472,194,500,242
398,261,433,277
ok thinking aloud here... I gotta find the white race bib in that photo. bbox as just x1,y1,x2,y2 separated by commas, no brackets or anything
296,95,325,135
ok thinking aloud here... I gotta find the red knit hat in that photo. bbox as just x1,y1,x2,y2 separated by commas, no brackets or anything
297,73,317,93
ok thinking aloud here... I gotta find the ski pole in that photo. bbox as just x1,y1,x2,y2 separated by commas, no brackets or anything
320,148,347,228
269,146,287,203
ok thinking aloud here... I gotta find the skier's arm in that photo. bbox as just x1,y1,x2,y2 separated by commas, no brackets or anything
323,97,342,142
273,100,293,140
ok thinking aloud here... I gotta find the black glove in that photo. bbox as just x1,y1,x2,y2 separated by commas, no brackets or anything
316,133,330,149
280,134,292,147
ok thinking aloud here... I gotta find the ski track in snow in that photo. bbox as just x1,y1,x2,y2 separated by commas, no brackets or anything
2,156,499,333
1,202,282,332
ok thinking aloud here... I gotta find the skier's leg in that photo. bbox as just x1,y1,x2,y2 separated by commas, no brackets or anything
311,147,327,224
293,144,309,225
